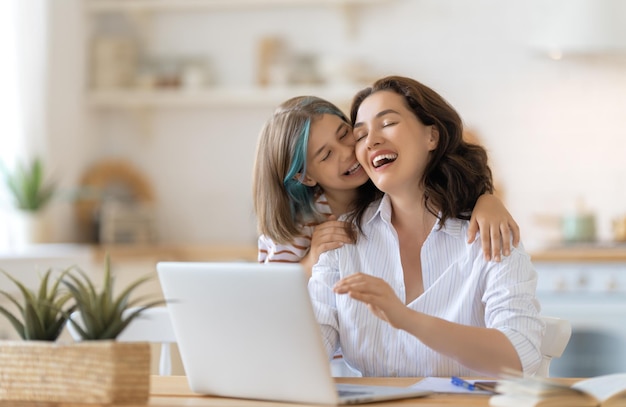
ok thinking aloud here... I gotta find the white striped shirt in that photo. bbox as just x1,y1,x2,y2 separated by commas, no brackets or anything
258,194,332,263
308,194,544,377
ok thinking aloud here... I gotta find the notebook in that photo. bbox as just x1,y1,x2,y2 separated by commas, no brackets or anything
157,261,431,405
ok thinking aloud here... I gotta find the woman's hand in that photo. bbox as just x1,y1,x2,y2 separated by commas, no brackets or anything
333,273,409,329
468,194,520,262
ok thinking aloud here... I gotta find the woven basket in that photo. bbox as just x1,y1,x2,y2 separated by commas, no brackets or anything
0,340,150,404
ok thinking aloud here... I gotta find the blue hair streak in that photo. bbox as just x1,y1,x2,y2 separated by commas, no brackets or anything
282,97,349,222
283,118,317,221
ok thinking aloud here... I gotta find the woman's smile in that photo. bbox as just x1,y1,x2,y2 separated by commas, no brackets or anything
371,152,398,169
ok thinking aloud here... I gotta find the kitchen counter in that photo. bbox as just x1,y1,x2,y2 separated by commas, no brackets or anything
93,242,626,263
4,242,626,263
530,243,626,262
97,244,626,263
90,243,258,262
0,243,258,263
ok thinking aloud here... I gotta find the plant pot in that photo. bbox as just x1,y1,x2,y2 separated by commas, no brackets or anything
613,216,626,242
10,210,50,247
0,340,150,404
561,213,596,243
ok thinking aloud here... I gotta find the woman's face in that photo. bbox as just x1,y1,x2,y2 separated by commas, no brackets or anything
353,91,438,196
300,113,369,195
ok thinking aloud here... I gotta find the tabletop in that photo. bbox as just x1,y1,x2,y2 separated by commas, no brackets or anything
0,376,578,407
147,375,569,407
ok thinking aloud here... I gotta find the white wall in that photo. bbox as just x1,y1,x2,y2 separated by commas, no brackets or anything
45,0,626,251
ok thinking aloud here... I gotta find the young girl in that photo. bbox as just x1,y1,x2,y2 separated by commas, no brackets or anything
252,96,519,276
310,76,543,377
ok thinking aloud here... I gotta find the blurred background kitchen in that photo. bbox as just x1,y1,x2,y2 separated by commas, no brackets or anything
1,0,626,377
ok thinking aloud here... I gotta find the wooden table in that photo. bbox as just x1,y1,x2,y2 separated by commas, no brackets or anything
0,376,577,406
146,376,576,407
148,376,483,406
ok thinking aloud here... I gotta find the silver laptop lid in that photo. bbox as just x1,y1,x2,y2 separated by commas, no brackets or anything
157,262,339,405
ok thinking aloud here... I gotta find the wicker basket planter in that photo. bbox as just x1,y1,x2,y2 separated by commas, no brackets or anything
0,340,150,404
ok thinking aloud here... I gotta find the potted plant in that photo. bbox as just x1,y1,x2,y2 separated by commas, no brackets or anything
0,267,74,340
0,256,164,404
1,157,56,212
0,157,56,245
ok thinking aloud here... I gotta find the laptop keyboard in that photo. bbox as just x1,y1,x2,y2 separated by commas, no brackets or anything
338,389,371,397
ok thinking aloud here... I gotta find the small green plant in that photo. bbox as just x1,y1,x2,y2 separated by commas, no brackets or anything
64,256,164,340
1,157,56,212
0,268,75,341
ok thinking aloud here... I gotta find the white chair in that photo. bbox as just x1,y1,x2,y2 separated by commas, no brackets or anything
67,306,177,376
536,315,572,377
330,356,362,377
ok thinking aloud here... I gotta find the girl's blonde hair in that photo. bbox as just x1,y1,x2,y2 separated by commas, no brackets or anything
252,96,349,244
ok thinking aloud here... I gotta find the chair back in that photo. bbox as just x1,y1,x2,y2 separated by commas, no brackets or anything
536,315,572,377
67,306,177,375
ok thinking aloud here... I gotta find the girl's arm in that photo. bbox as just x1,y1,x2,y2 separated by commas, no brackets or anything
468,194,520,262
257,234,306,264
258,218,352,278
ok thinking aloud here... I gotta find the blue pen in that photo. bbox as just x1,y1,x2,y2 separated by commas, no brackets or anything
451,376,475,391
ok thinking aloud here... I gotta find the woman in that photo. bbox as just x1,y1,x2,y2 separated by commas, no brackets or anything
253,96,520,276
308,76,543,377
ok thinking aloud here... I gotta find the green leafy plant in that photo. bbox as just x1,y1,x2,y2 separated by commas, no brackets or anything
0,268,75,341
1,157,56,212
64,256,164,340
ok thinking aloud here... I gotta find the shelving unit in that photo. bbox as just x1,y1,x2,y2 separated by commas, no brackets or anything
83,0,386,110
88,85,361,108
85,0,386,13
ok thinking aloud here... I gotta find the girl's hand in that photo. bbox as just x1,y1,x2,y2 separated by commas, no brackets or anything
308,216,354,263
333,273,409,329
468,194,520,262
301,216,354,277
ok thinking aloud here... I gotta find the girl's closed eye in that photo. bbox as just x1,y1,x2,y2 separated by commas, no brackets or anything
321,150,331,161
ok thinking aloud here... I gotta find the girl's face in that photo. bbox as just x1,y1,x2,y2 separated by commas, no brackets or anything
300,113,368,195
353,91,438,196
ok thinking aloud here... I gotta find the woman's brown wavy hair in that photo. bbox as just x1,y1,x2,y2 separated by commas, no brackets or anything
346,76,494,235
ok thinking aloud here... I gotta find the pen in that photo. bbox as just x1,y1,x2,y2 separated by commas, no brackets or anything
451,376,475,391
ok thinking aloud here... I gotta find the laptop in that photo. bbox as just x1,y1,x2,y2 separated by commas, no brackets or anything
157,261,431,405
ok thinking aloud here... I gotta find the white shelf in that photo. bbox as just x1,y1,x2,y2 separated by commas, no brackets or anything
85,0,386,13
87,86,363,108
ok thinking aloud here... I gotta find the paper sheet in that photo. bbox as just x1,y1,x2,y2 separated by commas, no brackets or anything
410,377,494,394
